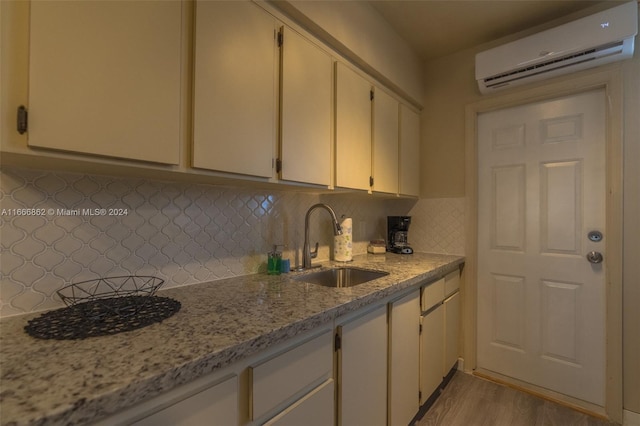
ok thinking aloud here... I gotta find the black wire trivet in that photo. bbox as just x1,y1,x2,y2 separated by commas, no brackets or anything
24,296,181,340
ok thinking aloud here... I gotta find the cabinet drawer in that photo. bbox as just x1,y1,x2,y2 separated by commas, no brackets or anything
444,270,460,297
421,278,444,311
250,330,332,420
133,375,238,426
263,379,334,426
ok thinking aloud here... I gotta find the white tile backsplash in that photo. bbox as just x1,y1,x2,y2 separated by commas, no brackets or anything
1,168,421,317
1,167,466,317
408,197,466,255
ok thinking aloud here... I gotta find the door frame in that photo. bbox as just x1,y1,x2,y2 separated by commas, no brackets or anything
463,68,624,422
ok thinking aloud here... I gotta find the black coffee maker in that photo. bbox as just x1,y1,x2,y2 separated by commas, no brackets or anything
387,216,413,254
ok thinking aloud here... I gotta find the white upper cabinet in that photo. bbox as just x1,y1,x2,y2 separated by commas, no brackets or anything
372,88,399,194
280,27,332,186
399,104,421,197
27,1,182,164
335,62,372,191
193,1,277,178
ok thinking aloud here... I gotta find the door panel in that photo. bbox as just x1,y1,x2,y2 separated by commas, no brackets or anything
491,165,525,251
477,90,606,406
540,160,582,254
491,274,525,351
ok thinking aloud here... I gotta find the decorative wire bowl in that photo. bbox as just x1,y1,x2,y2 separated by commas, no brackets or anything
26,276,180,340
56,276,166,321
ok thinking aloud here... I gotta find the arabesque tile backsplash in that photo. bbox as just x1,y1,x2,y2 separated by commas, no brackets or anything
0,167,465,318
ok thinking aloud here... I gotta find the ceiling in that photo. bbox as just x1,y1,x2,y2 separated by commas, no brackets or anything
368,1,620,62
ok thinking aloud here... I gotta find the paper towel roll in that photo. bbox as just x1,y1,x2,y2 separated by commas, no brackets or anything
334,217,353,262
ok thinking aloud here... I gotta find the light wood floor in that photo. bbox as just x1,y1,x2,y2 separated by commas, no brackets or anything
414,372,614,426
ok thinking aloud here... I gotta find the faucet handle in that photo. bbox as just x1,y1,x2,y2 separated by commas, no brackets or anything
310,242,319,259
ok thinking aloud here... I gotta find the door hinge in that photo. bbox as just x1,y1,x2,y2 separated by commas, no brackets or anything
277,28,284,47
370,90,374,101
369,176,374,187
419,390,422,401
17,106,28,135
334,332,342,351
276,158,282,173
419,323,423,334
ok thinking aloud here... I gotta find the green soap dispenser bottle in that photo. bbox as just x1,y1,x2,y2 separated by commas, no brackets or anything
267,245,282,275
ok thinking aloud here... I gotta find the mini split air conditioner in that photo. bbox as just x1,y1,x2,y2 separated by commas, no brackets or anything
475,1,638,94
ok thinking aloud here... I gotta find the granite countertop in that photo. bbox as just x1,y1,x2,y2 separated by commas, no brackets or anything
0,252,464,426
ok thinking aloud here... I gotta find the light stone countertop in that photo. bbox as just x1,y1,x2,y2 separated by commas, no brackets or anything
0,252,464,426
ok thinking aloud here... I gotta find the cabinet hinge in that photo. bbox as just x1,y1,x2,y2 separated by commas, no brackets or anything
370,90,374,101
277,28,284,47
369,176,374,187
276,158,282,173
17,105,28,135
334,333,341,351
419,323,423,334
419,390,422,401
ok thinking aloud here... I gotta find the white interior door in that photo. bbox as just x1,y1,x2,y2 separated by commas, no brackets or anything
477,90,606,406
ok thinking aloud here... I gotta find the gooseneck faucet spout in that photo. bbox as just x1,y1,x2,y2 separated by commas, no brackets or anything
301,203,342,270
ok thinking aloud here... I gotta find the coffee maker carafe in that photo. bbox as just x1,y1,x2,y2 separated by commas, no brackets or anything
387,216,414,254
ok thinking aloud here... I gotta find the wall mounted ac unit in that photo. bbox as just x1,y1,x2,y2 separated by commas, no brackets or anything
475,1,638,94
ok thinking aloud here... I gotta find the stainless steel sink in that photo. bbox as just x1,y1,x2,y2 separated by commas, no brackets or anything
293,267,389,288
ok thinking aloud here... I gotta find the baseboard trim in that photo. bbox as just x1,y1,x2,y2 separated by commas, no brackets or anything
473,369,608,421
624,409,640,426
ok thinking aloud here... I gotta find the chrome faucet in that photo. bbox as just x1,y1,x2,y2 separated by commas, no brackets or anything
300,203,342,270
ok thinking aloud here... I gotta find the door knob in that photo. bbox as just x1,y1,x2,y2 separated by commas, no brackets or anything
586,251,603,264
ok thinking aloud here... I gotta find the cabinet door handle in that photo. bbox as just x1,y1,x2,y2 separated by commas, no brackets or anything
17,106,28,134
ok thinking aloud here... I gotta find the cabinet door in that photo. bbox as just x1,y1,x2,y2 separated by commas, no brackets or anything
335,62,372,191
28,1,181,164
372,88,399,194
420,305,444,404
443,291,461,375
280,27,332,186
263,380,334,426
399,104,421,197
193,1,276,178
133,375,238,426
389,290,420,426
338,305,387,426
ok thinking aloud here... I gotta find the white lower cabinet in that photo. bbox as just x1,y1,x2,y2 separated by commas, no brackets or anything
420,304,444,405
388,290,420,426
419,268,461,405
337,304,387,426
443,290,461,375
132,375,238,426
99,269,463,426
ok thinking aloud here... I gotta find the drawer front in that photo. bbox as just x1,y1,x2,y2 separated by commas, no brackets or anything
133,375,238,426
444,270,460,297
421,278,445,311
263,379,334,426
250,330,333,420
